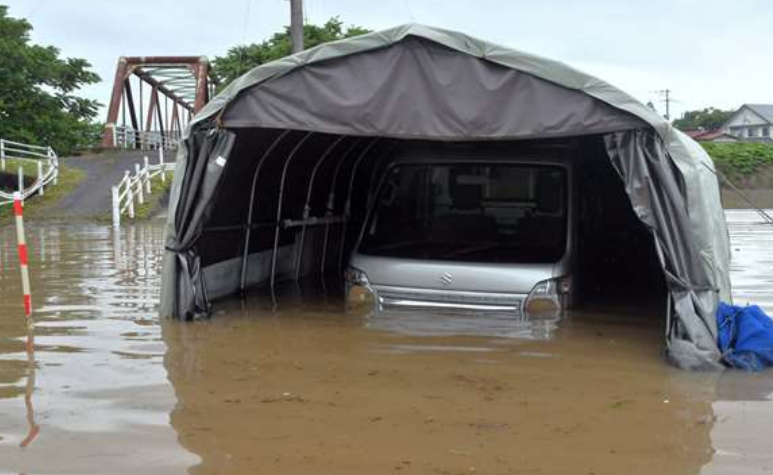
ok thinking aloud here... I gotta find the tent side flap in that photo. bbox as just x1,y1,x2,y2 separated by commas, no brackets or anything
162,129,236,320
605,130,722,369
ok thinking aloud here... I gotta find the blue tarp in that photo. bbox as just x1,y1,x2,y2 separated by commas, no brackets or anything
717,302,773,371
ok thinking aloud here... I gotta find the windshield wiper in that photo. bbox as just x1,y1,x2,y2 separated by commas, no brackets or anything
370,240,428,251
441,242,501,258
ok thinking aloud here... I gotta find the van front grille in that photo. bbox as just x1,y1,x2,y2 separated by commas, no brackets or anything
374,285,525,312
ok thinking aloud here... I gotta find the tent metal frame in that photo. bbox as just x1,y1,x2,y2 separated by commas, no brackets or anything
270,132,315,293
239,130,291,294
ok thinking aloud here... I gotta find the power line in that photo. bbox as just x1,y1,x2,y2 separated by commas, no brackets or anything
388,0,416,22
400,0,416,22
27,0,48,19
236,0,253,77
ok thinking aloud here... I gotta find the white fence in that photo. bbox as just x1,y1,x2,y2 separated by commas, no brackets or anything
112,148,175,227
109,125,179,151
0,138,59,206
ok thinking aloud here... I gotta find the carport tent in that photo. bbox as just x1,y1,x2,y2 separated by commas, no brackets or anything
160,24,731,370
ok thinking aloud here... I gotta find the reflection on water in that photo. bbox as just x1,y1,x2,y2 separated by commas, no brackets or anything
365,307,563,341
0,211,770,474
20,326,38,449
701,209,773,475
725,210,773,311
0,222,197,474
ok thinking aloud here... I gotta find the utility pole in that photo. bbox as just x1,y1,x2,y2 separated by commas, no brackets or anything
290,0,304,53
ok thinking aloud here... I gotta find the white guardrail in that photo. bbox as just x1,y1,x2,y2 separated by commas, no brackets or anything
0,138,59,206
112,148,175,227
110,125,179,151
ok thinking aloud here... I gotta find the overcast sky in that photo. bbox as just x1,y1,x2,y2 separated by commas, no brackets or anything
7,0,772,121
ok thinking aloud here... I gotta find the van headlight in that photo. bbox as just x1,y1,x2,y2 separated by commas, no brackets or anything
524,277,571,313
345,267,376,309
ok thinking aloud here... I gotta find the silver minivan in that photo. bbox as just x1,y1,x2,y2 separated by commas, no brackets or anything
346,145,576,315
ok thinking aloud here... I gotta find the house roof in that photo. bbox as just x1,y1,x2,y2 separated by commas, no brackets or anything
682,130,737,141
744,104,773,124
683,130,706,139
696,131,738,141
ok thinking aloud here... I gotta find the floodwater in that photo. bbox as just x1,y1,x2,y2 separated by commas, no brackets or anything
0,211,771,475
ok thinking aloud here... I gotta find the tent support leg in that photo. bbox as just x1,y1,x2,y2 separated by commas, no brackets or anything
294,136,347,280
338,139,381,272
364,143,399,210
319,138,365,275
239,130,291,296
270,132,315,296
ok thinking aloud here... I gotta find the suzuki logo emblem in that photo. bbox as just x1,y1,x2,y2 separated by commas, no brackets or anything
440,272,453,286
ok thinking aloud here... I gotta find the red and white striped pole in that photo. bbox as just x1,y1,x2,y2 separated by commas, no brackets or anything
13,192,32,317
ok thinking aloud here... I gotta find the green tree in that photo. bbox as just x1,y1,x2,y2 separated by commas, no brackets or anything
212,18,370,89
673,107,734,132
0,5,101,155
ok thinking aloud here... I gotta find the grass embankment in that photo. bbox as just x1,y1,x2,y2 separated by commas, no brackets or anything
0,163,86,221
702,143,773,182
131,176,173,220
1,158,43,178
701,143,773,208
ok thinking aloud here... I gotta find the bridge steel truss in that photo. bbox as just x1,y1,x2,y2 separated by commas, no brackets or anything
101,56,215,149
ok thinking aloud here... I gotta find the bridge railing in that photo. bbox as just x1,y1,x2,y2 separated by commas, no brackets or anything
0,138,59,206
109,125,180,151
111,148,175,227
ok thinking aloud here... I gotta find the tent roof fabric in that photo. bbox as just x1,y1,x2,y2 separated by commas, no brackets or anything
219,36,646,140
169,23,732,370
195,23,671,140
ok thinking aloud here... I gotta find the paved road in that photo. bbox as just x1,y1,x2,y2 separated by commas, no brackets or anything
54,150,165,218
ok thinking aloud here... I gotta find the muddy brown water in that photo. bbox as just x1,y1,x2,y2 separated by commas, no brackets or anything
0,211,772,475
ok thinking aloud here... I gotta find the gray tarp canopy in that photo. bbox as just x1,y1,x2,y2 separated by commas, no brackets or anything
160,23,731,370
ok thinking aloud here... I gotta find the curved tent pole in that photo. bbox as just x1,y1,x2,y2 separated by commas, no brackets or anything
346,143,399,255
239,130,291,295
364,142,399,209
269,132,315,295
319,137,367,274
337,138,382,271
294,135,348,280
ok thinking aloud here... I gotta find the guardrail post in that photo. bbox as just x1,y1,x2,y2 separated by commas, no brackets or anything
159,148,166,182
143,156,151,194
125,171,135,219
36,161,44,196
111,186,120,228
1,139,5,171
50,150,58,186
18,166,24,194
134,163,144,205
13,192,32,317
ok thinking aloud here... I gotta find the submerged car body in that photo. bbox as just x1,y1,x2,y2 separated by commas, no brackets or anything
347,144,577,314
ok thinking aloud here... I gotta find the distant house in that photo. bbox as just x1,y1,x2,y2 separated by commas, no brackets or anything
720,104,773,142
684,130,739,143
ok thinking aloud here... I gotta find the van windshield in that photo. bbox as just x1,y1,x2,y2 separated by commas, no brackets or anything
358,163,568,263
